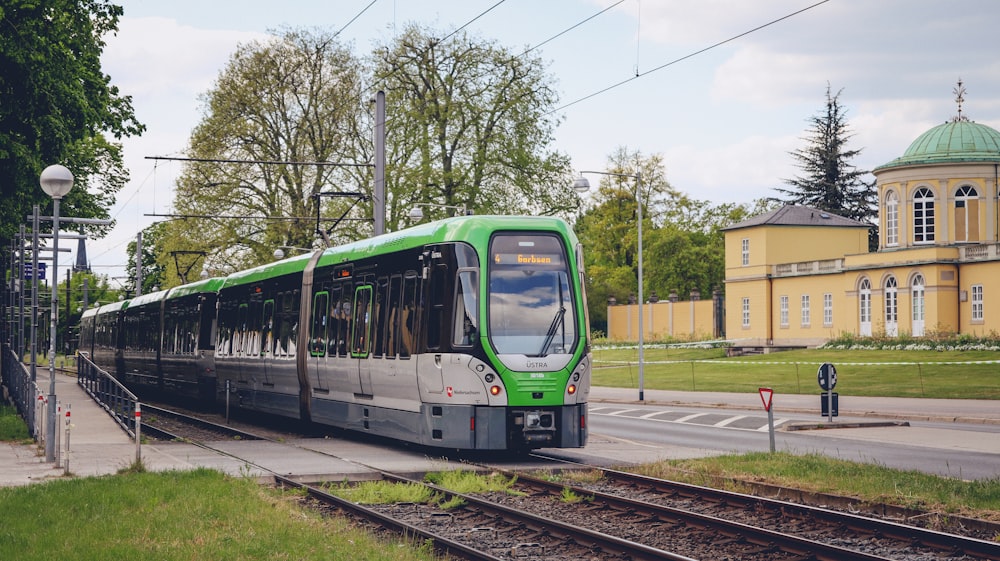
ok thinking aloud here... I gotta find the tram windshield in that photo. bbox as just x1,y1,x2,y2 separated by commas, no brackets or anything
488,233,577,356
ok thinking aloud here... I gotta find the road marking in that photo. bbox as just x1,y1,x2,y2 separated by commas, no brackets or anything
640,411,671,419
607,408,641,416
675,413,708,423
714,415,746,427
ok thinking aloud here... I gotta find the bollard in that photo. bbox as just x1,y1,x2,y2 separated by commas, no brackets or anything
63,404,71,474
135,402,142,463
55,401,62,465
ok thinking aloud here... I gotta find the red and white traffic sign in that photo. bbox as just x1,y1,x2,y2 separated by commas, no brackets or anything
758,387,774,412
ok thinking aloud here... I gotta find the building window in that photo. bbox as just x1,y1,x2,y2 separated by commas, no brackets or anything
779,296,789,327
800,294,810,327
913,187,935,244
742,297,750,327
972,284,984,322
741,238,749,266
823,293,833,326
885,276,898,336
954,185,979,242
885,191,899,246
859,278,872,336
911,273,925,336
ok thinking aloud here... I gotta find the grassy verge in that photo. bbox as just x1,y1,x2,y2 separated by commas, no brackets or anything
628,452,1000,523
592,346,1000,398
0,405,31,442
0,469,440,561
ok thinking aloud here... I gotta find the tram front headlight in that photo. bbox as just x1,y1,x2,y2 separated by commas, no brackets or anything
490,385,502,396
567,384,577,395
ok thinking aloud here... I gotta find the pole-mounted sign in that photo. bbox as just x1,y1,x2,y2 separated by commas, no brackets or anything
758,387,776,452
817,362,838,422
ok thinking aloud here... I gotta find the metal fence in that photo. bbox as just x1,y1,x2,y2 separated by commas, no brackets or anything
1,343,43,439
76,353,141,441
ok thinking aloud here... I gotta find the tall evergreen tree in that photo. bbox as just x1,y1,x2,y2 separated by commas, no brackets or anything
775,85,876,248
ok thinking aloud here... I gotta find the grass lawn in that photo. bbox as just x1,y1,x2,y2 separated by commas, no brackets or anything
592,346,1000,399
631,452,1000,524
0,469,440,561
0,405,31,442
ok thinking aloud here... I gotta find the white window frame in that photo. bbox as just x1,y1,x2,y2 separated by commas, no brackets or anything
742,297,750,328
800,294,810,327
741,238,750,266
823,293,833,327
972,284,984,322
885,191,899,246
913,187,935,244
779,295,789,327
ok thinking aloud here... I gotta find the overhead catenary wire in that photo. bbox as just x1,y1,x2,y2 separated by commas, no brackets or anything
549,0,831,115
333,0,379,39
437,0,507,44
520,0,624,58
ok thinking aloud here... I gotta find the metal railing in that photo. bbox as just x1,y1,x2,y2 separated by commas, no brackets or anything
1,344,43,438
76,353,141,442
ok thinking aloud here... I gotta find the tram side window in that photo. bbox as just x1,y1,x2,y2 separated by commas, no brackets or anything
352,285,373,357
400,274,416,359
200,296,218,351
453,270,478,347
333,285,352,357
236,304,248,353
373,276,389,358
310,292,328,357
261,300,275,356
279,291,297,357
328,284,350,357
386,275,401,359
427,264,447,350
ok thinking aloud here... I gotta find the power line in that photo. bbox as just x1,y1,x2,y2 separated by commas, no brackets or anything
438,0,507,44
333,0,379,39
549,0,832,115
520,0,624,58
144,155,372,167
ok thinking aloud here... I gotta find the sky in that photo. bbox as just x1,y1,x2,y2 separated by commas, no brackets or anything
77,0,1000,284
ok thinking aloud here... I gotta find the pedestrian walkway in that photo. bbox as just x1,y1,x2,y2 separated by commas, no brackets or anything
2,369,998,487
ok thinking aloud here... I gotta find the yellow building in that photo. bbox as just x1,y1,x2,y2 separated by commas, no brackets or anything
724,113,1000,347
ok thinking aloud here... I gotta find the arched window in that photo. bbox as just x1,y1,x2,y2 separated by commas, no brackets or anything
954,185,979,242
884,276,898,337
911,274,925,337
885,191,899,246
859,278,872,336
913,187,935,244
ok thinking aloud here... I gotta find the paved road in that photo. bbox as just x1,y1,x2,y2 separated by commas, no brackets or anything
2,372,998,486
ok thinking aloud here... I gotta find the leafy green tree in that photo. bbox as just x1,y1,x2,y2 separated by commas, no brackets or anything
55,270,118,352
363,24,576,229
774,85,876,248
0,0,143,244
168,28,363,273
576,147,775,335
574,148,674,330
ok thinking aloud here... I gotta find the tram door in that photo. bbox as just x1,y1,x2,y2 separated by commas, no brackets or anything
352,284,374,397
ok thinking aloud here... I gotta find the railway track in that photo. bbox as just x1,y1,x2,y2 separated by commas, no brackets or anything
145,403,1000,560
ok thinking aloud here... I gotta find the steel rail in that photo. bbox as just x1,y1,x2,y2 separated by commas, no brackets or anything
274,476,509,561
528,454,1000,561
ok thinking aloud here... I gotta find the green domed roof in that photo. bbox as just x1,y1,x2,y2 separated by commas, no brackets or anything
875,119,1000,171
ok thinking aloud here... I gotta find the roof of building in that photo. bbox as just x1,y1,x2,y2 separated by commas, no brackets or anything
874,119,1000,172
722,204,871,231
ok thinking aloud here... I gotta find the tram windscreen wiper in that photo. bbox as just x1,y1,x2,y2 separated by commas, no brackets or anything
538,306,565,356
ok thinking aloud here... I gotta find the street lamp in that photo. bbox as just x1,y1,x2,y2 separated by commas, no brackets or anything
573,169,645,401
408,203,469,221
39,164,73,462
